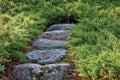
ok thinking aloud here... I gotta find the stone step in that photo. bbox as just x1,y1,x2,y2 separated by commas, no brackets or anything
46,24,74,31
33,39,67,49
13,63,70,80
26,49,66,64
37,30,69,41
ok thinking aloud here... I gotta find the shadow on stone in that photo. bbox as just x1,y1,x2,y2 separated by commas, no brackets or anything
26,49,66,64
13,63,70,80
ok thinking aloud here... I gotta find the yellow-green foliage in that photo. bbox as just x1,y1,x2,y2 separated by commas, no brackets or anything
68,0,120,79
0,0,120,79
0,0,46,67
0,0,79,72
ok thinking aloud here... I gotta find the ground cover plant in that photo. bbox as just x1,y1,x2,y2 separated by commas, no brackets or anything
0,0,46,75
0,0,120,80
68,0,120,79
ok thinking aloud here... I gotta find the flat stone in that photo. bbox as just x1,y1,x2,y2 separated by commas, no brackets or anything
26,49,66,64
46,24,74,31
13,63,70,80
37,30,69,40
32,39,67,49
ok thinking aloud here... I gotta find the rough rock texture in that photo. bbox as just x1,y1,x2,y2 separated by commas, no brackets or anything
13,24,74,80
37,30,69,40
33,39,66,49
13,63,70,80
26,49,66,64
46,24,74,31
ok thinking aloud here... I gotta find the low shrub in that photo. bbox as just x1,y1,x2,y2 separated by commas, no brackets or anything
0,0,46,72
0,1,120,79
68,0,120,79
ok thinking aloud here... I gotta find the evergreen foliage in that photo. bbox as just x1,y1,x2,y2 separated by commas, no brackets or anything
0,0,120,79
68,0,120,79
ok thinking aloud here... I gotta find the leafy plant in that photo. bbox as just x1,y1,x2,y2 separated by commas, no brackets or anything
0,64,5,72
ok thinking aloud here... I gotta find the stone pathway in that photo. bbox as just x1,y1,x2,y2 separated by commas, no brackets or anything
13,24,74,80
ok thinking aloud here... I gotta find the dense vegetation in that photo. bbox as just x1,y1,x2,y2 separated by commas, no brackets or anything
0,0,120,80
68,0,120,79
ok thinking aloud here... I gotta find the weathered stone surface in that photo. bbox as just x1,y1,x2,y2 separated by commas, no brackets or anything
32,39,67,49
13,63,69,80
26,49,66,64
37,30,69,40
46,24,74,31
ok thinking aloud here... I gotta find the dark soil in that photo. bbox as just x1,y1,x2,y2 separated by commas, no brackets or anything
0,56,21,80
65,61,88,80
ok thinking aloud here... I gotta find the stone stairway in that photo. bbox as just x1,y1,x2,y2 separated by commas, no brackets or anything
13,24,74,80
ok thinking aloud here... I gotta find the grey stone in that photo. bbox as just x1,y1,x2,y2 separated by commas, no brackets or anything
13,63,69,80
32,39,67,49
46,24,74,31
26,49,66,64
37,30,69,40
